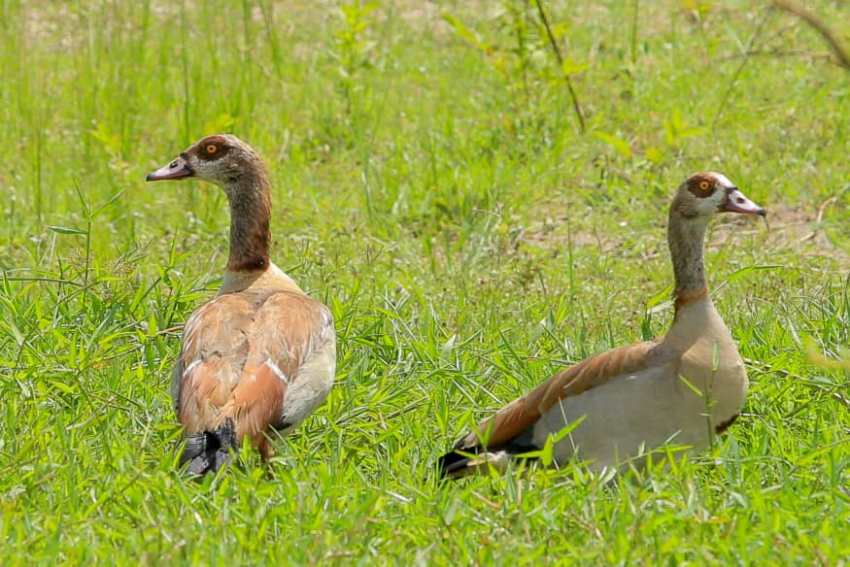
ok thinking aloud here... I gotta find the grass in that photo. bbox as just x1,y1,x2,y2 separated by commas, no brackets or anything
1,0,849,563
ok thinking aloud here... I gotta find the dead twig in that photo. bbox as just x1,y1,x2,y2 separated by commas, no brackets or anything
816,195,839,224
801,188,848,242
532,0,586,133
630,0,640,67
773,0,850,71
716,49,837,66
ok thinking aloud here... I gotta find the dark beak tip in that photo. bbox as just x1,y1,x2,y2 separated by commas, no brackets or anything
145,173,154,182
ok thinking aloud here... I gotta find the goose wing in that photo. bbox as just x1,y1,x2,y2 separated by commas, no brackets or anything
454,341,660,451
173,290,335,452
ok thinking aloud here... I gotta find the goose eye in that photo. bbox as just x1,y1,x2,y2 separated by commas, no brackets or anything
206,144,218,155
698,180,710,191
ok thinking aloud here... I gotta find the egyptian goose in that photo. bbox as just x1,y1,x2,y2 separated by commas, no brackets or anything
146,134,336,475
439,172,766,478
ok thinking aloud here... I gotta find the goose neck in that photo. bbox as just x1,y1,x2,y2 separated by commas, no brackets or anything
224,169,272,273
668,209,709,311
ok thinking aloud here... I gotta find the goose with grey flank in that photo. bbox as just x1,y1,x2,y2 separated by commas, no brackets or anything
147,134,336,476
439,172,765,478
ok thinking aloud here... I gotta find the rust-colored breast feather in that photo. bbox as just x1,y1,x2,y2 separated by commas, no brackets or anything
175,290,331,455
220,363,287,458
459,341,658,449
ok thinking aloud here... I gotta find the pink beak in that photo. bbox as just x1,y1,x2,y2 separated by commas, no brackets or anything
146,155,194,181
720,188,766,216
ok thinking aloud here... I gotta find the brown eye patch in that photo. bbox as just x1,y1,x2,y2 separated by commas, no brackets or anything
196,135,229,161
686,174,717,198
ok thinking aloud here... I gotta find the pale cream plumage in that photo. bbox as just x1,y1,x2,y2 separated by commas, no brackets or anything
439,172,765,478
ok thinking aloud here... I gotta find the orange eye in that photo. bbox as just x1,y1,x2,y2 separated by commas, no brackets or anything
206,144,218,154
698,180,710,191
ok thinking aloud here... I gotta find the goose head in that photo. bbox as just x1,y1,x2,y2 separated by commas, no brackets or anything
672,172,766,220
146,134,266,189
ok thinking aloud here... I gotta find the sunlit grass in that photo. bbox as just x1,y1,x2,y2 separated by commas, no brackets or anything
1,0,849,563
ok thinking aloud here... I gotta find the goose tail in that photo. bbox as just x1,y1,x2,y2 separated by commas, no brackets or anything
437,448,512,479
179,419,237,476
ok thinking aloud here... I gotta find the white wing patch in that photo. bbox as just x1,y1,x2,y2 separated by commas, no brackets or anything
183,359,202,378
265,357,290,384
278,332,336,430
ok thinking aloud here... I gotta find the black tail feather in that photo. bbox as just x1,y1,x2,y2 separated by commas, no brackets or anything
438,440,540,479
437,448,477,478
180,419,237,476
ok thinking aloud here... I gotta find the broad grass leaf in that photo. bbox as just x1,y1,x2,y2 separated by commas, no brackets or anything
47,225,87,236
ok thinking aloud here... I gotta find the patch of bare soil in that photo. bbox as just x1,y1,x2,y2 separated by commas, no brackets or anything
520,198,850,267
712,202,850,265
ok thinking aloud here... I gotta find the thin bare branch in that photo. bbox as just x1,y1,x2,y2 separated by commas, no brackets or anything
773,0,850,71
532,0,586,133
